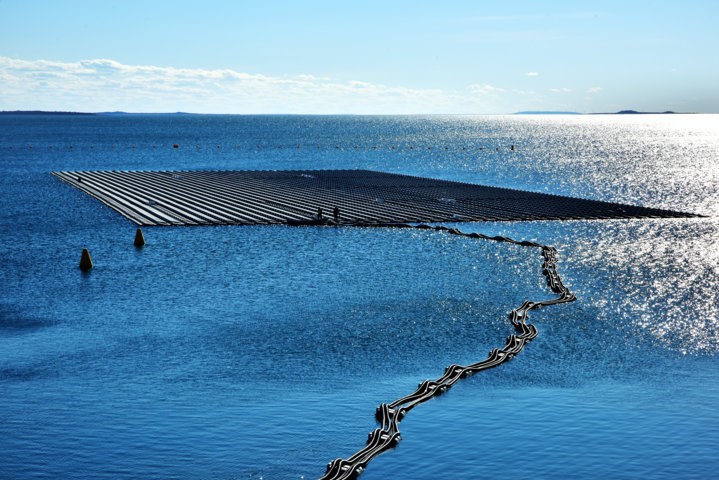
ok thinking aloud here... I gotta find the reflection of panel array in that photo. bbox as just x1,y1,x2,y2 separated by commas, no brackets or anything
321,223,576,480
52,169,696,226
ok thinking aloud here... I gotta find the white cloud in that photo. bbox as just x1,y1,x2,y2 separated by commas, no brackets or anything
549,87,572,93
3,56,592,114
524,72,539,77
587,86,603,94
0,56,478,114
468,83,505,96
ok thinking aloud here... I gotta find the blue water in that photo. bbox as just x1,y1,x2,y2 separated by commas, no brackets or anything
1,114,717,479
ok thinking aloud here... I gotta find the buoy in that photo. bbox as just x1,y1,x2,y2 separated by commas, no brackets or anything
134,228,146,247
79,248,93,271
173,143,179,149
511,144,515,151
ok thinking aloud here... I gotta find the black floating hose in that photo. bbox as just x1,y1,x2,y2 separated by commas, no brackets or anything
320,224,576,480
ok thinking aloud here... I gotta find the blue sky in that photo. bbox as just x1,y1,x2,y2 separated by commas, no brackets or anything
1,0,717,113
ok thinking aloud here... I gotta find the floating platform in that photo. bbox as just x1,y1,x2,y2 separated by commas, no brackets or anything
52,169,697,226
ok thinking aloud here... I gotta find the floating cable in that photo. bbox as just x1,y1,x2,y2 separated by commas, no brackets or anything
320,223,575,479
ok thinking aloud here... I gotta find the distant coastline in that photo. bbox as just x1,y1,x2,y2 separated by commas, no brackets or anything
0,110,97,116
0,109,692,116
515,110,681,115
0,110,194,116
592,109,678,115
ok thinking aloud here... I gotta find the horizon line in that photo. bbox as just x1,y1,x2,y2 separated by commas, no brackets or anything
0,110,705,116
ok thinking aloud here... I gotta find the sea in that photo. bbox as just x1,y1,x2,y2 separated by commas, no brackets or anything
1,113,717,479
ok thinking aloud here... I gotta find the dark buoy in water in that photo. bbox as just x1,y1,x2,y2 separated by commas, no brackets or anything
511,144,515,151
134,228,146,247
79,248,93,271
173,143,179,149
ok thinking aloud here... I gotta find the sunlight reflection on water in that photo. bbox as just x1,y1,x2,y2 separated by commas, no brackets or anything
0,114,717,479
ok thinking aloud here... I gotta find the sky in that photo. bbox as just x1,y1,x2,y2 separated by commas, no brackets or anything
1,0,717,114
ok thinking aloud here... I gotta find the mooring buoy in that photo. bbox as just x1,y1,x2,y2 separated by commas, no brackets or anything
79,248,93,271
134,228,146,247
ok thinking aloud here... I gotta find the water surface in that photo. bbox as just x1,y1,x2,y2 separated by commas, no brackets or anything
1,114,717,479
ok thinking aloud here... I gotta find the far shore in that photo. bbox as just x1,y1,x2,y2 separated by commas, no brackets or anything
0,109,698,116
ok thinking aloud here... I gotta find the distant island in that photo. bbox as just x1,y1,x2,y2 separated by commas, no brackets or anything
1,110,686,116
0,110,96,115
515,110,680,115
0,110,194,116
612,110,676,114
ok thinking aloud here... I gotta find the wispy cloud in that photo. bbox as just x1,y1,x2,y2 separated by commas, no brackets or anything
587,86,603,94
468,83,505,96
0,56,485,114
4,56,599,114
524,72,539,77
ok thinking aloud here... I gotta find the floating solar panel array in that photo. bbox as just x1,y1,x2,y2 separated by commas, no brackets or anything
52,169,697,226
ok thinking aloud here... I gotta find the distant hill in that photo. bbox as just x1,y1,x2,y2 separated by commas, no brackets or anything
515,109,682,115
588,110,679,115
0,110,197,116
615,110,676,114
0,110,95,115
514,111,581,115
